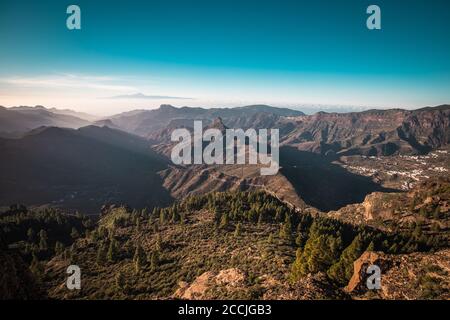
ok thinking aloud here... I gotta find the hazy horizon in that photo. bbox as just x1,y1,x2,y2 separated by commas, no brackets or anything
3,101,450,118
1,0,450,115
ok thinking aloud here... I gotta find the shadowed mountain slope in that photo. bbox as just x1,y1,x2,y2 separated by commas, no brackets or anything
279,147,396,211
0,126,172,213
0,106,92,137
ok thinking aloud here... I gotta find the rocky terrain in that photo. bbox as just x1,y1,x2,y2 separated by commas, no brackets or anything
134,104,450,157
345,250,450,300
0,103,449,300
278,105,450,156
180,249,450,300
107,104,304,138
1,103,448,213
327,177,450,238
159,164,306,209
1,179,447,300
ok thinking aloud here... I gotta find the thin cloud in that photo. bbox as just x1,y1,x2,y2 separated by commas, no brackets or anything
104,92,193,100
2,74,136,92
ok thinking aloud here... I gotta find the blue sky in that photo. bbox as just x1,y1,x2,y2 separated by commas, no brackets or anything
0,0,449,115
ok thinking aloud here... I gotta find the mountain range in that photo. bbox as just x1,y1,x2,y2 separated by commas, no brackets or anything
2,103,449,157
0,102,449,300
0,103,449,213
103,104,450,156
0,106,92,138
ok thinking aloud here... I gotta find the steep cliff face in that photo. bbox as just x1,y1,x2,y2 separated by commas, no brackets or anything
106,104,450,157
327,192,402,226
279,106,450,156
398,107,450,152
327,177,450,237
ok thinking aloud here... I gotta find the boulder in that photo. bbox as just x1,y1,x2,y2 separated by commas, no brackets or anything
345,251,389,293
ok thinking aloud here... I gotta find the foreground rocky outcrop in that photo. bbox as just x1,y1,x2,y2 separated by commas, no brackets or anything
173,268,247,299
346,249,450,300
345,251,389,293
173,269,348,300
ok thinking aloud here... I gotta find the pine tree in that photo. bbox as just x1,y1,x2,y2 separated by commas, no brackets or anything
267,233,274,244
133,244,146,274
107,239,118,263
219,213,229,229
30,252,44,280
214,207,222,226
279,215,293,242
134,256,142,274
27,228,35,243
274,207,284,222
328,234,366,284
389,243,399,253
290,248,303,281
136,218,141,231
366,241,375,252
152,207,159,220
381,240,390,250
431,222,440,232
180,212,186,227
71,227,80,239
295,233,307,248
432,206,440,219
55,241,65,255
155,234,162,251
150,251,159,271
159,209,167,224
115,272,125,291
68,244,76,264
419,207,428,218
409,197,418,212
96,243,106,265
257,210,266,225
234,223,242,237
171,207,180,223
412,225,423,239
132,214,138,227
291,221,343,277
39,229,48,251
